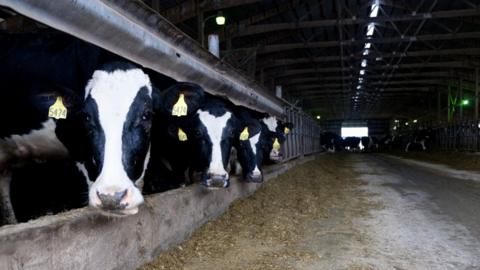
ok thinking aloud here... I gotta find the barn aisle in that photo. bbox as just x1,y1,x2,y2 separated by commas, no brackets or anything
140,154,480,270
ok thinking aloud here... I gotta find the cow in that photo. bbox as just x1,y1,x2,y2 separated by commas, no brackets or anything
405,129,434,152
0,32,162,223
190,96,240,188
232,108,266,183
361,136,379,152
343,137,361,151
143,82,205,193
379,135,404,152
260,116,294,163
320,132,343,152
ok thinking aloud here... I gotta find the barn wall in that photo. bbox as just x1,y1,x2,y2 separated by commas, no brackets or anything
0,156,314,270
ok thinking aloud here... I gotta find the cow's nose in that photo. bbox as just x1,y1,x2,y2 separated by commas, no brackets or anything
203,173,230,188
95,189,128,211
246,171,263,183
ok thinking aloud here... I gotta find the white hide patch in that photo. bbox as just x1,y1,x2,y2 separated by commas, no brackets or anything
86,68,151,211
261,116,278,132
198,110,232,176
0,119,68,161
249,132,261,174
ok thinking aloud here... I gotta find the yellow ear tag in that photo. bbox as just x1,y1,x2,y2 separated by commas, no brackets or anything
273,138,281,151
172,93,188,117
178,128,188,141
48,96,68,119
239,127,249,141
284,127,290,135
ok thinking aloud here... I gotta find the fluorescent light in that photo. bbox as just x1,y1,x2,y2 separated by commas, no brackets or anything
370,4,379,18
316,115,321,120
363,49,369,56
357,85,362,89
360,70,365,75
361,59,367,67
413,119,418,123
366,23,375,36
364,42,371,49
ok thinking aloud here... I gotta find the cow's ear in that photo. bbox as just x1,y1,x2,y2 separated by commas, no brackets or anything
282,122,294,135
157,82,205,117
48,84,84,114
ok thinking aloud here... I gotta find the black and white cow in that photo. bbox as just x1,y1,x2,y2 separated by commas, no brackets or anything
191,97,239,188
259,116,294,163
232,108,265,183
360,136,379,152
0,33,159,223
320,132,343,152
143,82,205,193
405,129,433,152
342,137,361,151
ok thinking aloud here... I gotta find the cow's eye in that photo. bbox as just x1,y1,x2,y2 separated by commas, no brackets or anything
141,111,151,121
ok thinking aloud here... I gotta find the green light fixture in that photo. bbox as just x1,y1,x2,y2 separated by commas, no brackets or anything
215,11,226,25
461,99,470,106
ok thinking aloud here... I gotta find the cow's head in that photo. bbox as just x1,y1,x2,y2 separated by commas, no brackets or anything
194,97,237,188
235,114,264,183
261,116,294,162
81,62,153,215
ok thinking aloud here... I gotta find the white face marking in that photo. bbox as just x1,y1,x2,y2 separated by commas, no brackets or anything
261,116,278,132
86,68,151,211
3,119,68,159
76,162,93,187
249,132,261,174
198,110,232,176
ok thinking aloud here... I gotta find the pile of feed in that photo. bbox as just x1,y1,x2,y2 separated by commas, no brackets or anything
140,154,377,270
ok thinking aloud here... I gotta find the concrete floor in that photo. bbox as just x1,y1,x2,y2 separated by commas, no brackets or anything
350,154,480,269
141,154,480,270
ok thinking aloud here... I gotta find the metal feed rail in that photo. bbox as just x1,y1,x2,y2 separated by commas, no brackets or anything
0,0,283,116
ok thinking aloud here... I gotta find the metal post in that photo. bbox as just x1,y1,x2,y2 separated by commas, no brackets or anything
476,68,479,120
437,90,441,122
459,78,463,120
197,9,204,47
275,85,282,99
207,34,220,57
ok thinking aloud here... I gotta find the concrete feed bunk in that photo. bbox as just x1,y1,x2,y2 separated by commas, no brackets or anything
0,158,312,270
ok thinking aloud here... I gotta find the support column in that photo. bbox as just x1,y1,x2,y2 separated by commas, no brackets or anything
476,68,479,120
437,90,441,122
197,7,204,47
275,85,282,99
459,78,463,120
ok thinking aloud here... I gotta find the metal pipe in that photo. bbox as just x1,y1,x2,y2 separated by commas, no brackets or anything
0,0,284,116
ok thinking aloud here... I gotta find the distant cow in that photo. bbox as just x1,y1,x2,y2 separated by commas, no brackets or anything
343,137,361,151
320,132,343,152
361,136,379,152
405,129,434,152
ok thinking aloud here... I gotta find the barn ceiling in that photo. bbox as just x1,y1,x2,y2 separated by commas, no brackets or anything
140,0,480,120
2,0,480,120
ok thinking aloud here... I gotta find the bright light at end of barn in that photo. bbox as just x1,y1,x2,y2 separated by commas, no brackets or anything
341,127,368,138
